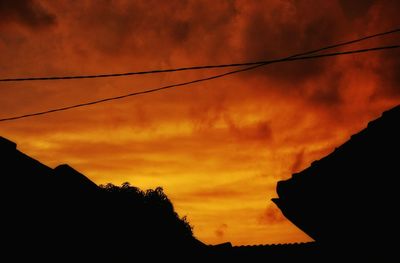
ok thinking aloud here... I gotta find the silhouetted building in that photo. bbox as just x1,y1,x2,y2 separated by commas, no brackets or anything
0,136,204,260
273,104,400,259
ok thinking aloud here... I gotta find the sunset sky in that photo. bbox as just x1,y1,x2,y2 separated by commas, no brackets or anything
0,0,399,245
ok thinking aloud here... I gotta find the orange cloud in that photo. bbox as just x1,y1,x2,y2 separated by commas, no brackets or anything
215,223,228,238
259,204,286,225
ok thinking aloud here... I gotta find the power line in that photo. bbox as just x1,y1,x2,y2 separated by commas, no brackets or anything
0,44,399,122
0,27,399,82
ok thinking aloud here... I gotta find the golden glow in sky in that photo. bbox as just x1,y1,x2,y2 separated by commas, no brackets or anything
1,0,399,245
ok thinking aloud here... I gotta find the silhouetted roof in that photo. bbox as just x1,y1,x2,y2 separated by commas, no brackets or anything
0,136,16,149
0,136,98,194
273,104,400,257
54,164,99,192
209,242,323,260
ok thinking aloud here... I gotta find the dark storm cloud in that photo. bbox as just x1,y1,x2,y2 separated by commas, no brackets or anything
58,0,238,62
360,0,400,99
235,0,399,109
306,71,343,107
374,49,400,98
339,0,375,19
0,0,56,28
238,0,345,83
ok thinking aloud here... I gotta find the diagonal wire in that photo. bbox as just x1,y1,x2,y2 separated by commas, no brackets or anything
0,28,399,82
0,45,399,122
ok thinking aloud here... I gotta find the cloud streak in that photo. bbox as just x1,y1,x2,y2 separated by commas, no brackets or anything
0,0,56,29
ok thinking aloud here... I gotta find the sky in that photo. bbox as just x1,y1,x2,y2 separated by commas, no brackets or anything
0,0,399,245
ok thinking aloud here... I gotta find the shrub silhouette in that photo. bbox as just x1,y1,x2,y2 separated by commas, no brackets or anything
99,182,194,243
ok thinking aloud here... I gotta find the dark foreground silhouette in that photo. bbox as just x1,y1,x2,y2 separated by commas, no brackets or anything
273,104,400,260
0,136,206,260
0,135,323,261
1,104,398,260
